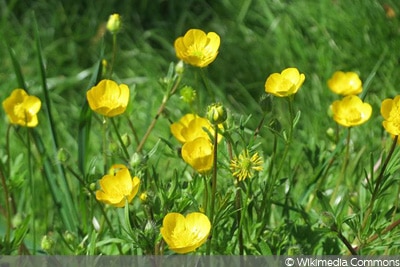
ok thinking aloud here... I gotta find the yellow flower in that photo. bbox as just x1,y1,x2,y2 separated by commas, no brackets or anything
170,114,223,144
264,67,305,97
327,71,362,96
160,212,211,254
381,95,400,136
181,137,214,174
331,95,372,127
2,89,41,127
106,13,122,34
174,29,220,68
95,165,140,208
86,79,129,117
230,149,263,181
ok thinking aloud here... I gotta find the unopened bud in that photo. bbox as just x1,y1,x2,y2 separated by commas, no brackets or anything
106,14,121,34
207,102,227,125
41,235,54,252
175,60,185,75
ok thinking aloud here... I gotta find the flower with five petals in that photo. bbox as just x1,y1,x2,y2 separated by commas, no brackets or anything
160,212,211,254
331,95,372,127
264,68,305,97
2,89,41,127
95,164,140,208
327,71,362,96
86,79,129,117
174,29,220,68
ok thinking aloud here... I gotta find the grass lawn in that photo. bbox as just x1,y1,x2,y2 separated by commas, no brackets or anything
1,0,400,255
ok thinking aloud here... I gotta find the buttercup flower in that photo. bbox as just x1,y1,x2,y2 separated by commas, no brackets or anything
95,164,140,208
170,114,223,144
160,212,211,254
327,71,362,96
2,89,41,127
174,29,220,68
230,149,263,181
86,79,129,117
265,68,305,97
181,137,214,174
381,95,400,136
331,95,372,127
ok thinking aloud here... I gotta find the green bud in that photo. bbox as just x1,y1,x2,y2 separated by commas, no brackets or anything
175,60,185,75
106,14,121,34
63,231,76,244
207,102,227,125
57,148,69,163
41,235,54,252
130,152,142,167
320,211,336,228
180,86,196,104
121,133,131,148
89,183,96,191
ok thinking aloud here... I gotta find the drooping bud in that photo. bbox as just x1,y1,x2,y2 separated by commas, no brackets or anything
207,102,227,125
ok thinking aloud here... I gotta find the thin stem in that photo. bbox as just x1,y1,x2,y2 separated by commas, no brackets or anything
27,128,36,254
110,118,130,161
275,96,295,178
108,33,117,78
331,127,351,203
200,68,215,103
0,162,11,245
102,117,109,173
361,135,398,230
136,75,182,153
235,182,244,254
206,123,219,255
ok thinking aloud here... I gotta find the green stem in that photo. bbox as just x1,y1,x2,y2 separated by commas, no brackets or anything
0,161,11,246
206,123,219,255
361,135,398,231
275,96,295,178
136,74,182,153
200,68,215,103
108,33,117,78
235,182,244,254
110,118,130,161
102,117,109,173
331,127,351,203
27,128,36,254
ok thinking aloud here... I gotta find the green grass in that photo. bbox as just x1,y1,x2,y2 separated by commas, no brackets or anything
1,0,400,255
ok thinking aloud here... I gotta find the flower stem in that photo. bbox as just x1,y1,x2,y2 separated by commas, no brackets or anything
206,123,219,255
361,135,398,231
331,127,351,203
110,118,130,161
275,96,295,178
136,74,181,153
102,117,109,173
27,128,36,254
0,161,11,246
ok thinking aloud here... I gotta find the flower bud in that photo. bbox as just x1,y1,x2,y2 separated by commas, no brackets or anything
106,14,121,34
41,235,54,252
207,102,227,125
140,192,148,204
180,86,196,104
175,60,185,75
57,148,69,163
121,133,131,148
